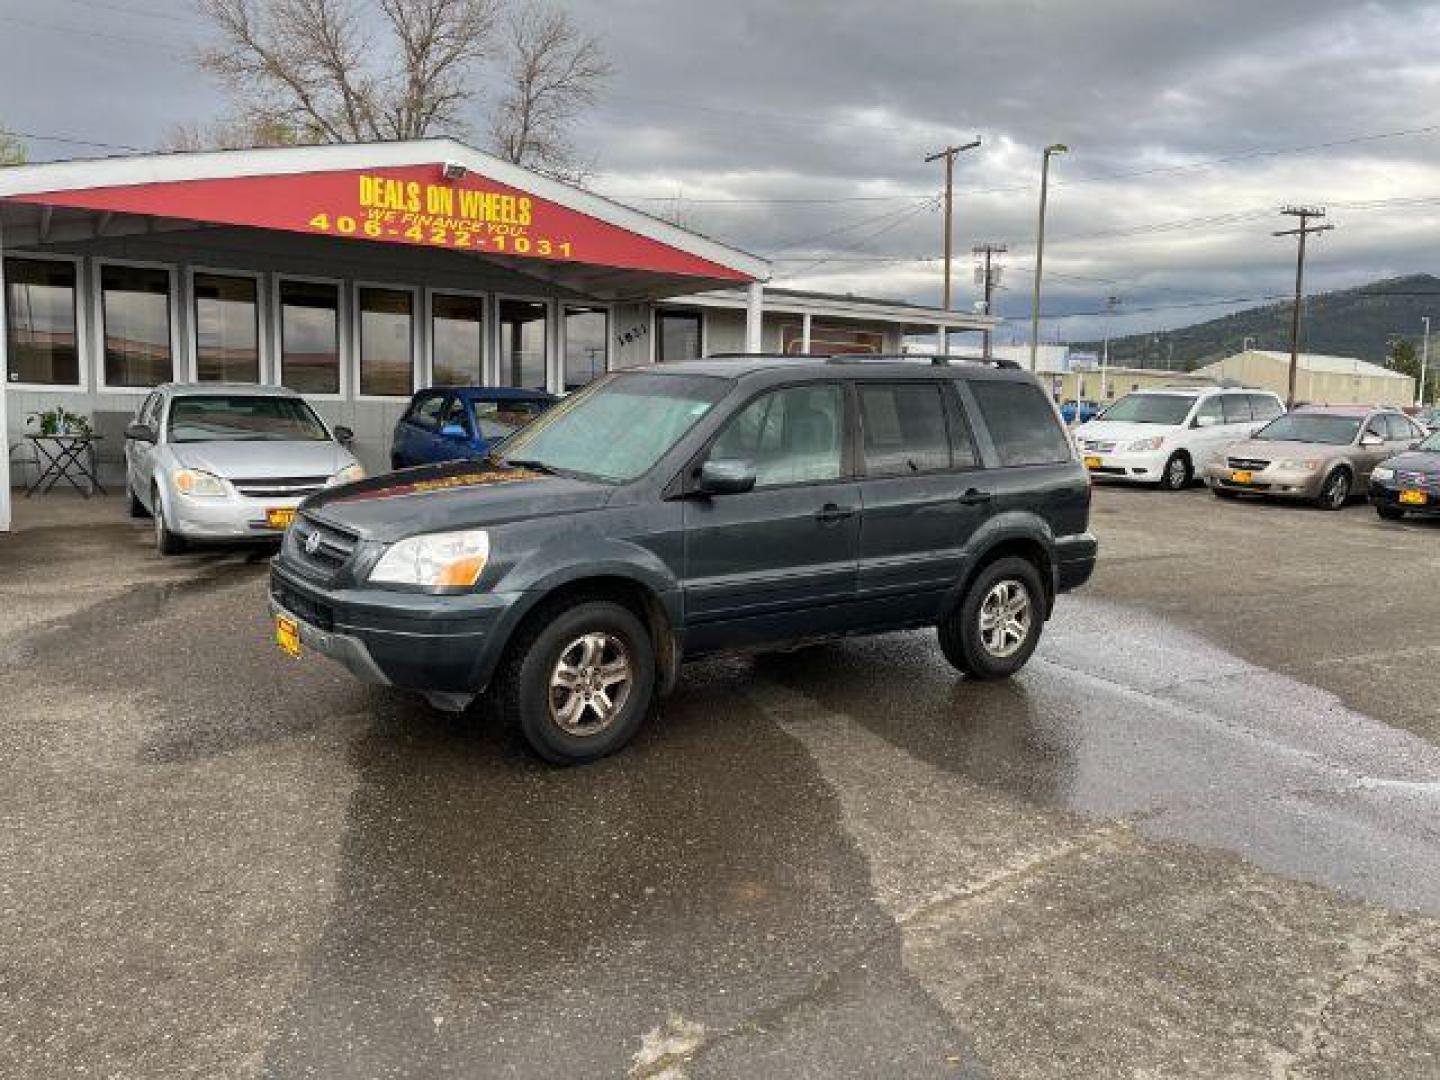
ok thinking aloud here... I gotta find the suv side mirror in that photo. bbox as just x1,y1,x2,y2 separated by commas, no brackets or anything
125,422,156,443
332,424,354,444
696,458,756,496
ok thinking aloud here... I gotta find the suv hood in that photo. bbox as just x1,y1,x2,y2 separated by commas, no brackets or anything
1073,419,1181,442
171,439,350,479
300,459,613,542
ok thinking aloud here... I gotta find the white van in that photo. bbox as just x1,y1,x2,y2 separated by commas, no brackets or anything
1073,386,1285,489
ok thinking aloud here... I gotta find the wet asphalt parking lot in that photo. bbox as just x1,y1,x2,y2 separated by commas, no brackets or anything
2,485,1439,1079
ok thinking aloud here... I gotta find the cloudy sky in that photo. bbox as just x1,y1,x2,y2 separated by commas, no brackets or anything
3,0,1439,341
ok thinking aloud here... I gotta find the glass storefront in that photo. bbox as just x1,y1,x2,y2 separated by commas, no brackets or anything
101,263,172,387
499,298,548,390
4,257,78,386
193,272,259,382
358,286,414,397
278,280,341,395
431,293,484,387
563,305,608,390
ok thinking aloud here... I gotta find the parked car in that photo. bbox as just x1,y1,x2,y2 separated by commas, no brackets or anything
1370,427,1440,519
1073,385,1285,490
124,383,364,554
1413,406,1440,433
1059,399,1101,425
1204,405,1425,509
269,357,1097,764
390,387,555,469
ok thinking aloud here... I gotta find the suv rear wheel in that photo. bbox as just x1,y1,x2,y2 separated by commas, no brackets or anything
939,556,1046,680
498,599,655,764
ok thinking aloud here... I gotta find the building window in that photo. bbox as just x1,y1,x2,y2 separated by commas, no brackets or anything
193,272,259,383
563,305,608,390
431,293,484,387
101,263,172,388
657,308,702,363
279,280,340,395
781,322,883,355
358,286,414,397
498,298,547,390
5,257,79,386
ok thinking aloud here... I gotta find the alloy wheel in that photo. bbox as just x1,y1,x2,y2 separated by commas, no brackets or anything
1166,456,1187,489
1325,472,1350,509
978,579,1033,659
548,632,633,736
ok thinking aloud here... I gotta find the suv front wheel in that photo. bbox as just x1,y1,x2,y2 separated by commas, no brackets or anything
498,599,656,765
939,557,1046,680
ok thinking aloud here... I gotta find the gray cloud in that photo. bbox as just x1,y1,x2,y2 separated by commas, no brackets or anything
3,0,1438,341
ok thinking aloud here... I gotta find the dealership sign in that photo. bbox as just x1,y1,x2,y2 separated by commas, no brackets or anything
10,164,748,280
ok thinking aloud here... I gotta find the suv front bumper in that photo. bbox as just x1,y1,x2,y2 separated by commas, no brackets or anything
268,562,523,693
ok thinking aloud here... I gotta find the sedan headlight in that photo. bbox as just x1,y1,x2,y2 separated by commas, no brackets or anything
1372,466,1395,482
369,529,490,589
327,463,366,487
1125,436,1166,452
173,468,228,498
1277,458,1323,471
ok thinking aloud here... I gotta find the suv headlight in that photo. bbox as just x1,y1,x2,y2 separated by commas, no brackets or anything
1278,458,1322,471
1372,466,1395,482
1125,436,1165,452
173,468,228,498
369,529,490,588
327,463,366,487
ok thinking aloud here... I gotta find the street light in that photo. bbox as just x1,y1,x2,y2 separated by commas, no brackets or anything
1101,295,1120,402
1421,316,1431,407
1028,143,1067,372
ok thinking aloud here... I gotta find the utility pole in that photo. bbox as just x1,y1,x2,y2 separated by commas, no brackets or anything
973,242,1006,358
1273,206,1334,408
924,138,981,354
1100,294,1120,400
1420,316,1431,407
1029,143,1068,372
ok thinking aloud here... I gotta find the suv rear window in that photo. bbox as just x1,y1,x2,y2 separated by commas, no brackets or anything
858,383,952,476
969,381,1072,467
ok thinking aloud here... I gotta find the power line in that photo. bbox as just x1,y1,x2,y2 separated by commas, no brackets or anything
0,128,146,153
0,13,194,53
52,0,199,24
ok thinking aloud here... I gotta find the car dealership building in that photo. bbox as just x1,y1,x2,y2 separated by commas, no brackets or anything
0,138,995,530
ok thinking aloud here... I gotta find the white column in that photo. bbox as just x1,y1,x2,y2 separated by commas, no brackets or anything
0,216,10,533
744,281,764,353
937,324,948,355
800,311,812,355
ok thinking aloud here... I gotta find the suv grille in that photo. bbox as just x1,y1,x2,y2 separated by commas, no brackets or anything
1228,456,1271,470
285,514,359,577
233,476,330,499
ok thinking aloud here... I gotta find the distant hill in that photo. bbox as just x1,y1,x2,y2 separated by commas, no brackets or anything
1074,273,1440,370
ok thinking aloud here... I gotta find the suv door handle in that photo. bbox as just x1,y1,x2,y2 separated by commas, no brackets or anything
958,488,994,506
815,502,857,524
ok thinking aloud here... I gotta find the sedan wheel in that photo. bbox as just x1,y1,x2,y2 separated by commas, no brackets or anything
1318,469,1351,511
153,492,186,555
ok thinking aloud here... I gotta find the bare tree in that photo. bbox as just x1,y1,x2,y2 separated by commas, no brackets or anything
162,116,304,152
195,0,501,143
487,0,612,178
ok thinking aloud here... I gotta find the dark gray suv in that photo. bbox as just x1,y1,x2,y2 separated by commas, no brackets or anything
269,357,1097,763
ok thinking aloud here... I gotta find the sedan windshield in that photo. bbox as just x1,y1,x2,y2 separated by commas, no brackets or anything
497,372,731,483
167,395,330,443
1097,393,1195,425
1254,413,1362,445
473,398,550,440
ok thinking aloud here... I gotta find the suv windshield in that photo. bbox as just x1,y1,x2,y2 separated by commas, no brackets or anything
1098,393,1195,425
167,395,330,443
1254,413,1362,445
497,372,730,483
474,398,549,439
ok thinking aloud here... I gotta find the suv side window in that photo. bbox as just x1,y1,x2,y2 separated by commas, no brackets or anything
1249,394,1283,421
408,393,445,430
858,383,951,476
1221,394,1252,423
710,383,844,488
1194,396,1225,426
968,380,1072,467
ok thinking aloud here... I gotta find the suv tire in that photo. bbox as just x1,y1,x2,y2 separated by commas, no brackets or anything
1159,452,1191,491
153,488,186,555
499,599,655,765
939,556,1046,680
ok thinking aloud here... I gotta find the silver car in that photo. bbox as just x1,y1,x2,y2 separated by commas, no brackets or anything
124,383,364,554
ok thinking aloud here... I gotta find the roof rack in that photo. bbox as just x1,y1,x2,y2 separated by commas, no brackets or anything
823,352,1022,370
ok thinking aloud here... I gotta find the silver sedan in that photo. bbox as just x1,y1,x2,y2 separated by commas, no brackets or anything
123,383,364,554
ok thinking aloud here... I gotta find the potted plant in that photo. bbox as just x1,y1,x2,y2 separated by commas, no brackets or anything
26,405,93,437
